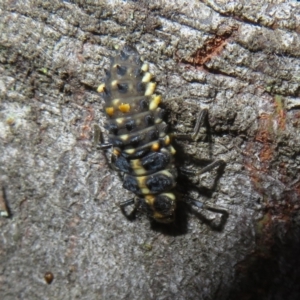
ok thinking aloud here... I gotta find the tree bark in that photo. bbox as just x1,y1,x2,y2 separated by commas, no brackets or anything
1,1,300,299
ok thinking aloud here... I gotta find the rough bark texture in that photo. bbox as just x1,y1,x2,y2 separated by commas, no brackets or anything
1,1,300,299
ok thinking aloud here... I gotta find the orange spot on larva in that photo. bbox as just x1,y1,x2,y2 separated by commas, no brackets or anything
105,107,114,117
118,103,131,113
151,142,160,151
113,148,121,156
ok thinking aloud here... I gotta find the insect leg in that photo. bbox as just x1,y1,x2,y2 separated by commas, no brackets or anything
171,107,225,178
172,108,225,175
94,124,112,149
119,198,139,220
173,109,208,141
188,198,228,215
94,124,116,169
180,159,225,176
185,196,229,229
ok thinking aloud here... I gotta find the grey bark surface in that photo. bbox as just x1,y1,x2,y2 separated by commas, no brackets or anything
1,1,300,299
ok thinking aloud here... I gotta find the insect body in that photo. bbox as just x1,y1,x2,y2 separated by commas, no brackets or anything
98,45,177,223
97,45,227,224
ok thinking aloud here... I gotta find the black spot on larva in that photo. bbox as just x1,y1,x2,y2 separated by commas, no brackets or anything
120,49,130,61
141,152,170,172
112,138,124,148
139,99,148,111
136,82,146,93
117,83,128,93
125,119,135,131
134,68,143,78
104,69,111,79
108,123,118,135
145,114,154,126
116,65,127,76
114,155,132,173
129,135,142,146
154,195,172,213
123,175,139,194
102,87,111,102
146,173,174,193
158,109,166,119
139,197,153,215
134,148,149,158
148,128,159,140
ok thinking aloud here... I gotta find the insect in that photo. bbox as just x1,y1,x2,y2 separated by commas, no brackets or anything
96,45,228,224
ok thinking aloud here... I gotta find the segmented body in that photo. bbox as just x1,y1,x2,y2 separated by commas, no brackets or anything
98,46,178,223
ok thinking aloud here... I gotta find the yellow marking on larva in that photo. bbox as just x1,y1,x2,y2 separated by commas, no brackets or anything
140,188,150,195
164,135,171,145
97,83,106,93
131,159,147,175
105,107,114,117
111,80,118,88
134,168,147,176
160,170,173,177
113,148,120,156
145,82,156,96
118,103,131,113
169,146,176,155
113,64,119,69
153,212,164,219
159,130,166,138
141,63,149,72
115,117,124,125
149,95,161,110
136,175,151,194
112,99,121,106
145,195,155,205
151,142,160,151
131,159,142,169
142,72,152,83
155,117,163,124
119,134,129,141
128,83,134,91
125,148,135,154
162,193,175,201
136,176,147,187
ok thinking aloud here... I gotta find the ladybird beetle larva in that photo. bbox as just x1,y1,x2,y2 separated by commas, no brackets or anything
96,45,228,225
